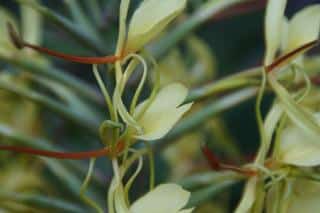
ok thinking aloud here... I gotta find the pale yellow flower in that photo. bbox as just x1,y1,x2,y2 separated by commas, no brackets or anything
134,83,192,140
130,184,194,213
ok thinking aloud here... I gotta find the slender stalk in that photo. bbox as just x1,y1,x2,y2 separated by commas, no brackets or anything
186,67,261,102
80,158,104,213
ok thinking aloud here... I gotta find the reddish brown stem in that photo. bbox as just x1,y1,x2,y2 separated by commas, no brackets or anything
7,22,119,64
201,145,221,170
23,43,118,64
0,141,124,160
0,145,110,159
201,145,256,176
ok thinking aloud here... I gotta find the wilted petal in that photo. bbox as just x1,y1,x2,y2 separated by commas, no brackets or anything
130,183,192,213
134,83,192,141
285,5,320,53
264,0,287,64
126,0,186,53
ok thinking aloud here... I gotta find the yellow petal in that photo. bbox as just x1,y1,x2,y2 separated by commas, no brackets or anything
126,0,186,53
279,116,320,166
264,0,287,65
130,183,191,213
134,83,192,140
285,5,320,53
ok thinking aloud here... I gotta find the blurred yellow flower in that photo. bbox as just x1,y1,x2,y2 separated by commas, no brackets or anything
130,184,194,213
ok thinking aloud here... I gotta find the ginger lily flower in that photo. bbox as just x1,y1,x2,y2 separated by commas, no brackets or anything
133,83,193,141
129,184,194,213
236,1,320,211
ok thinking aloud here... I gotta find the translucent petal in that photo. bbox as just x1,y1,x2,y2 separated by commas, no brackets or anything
134,83,192,141
286,5,320,53
126,0,186,53
130,184,191,213
264,0,287,64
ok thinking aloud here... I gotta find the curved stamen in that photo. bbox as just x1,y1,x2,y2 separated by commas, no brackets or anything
7,22,119,64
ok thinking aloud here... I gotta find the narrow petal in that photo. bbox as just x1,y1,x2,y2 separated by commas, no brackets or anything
130,184,191,213
264,0,287,65
134,83,192,140
286,5,320,53
235,177,257,213
135,103,192,140
126,0,186,53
